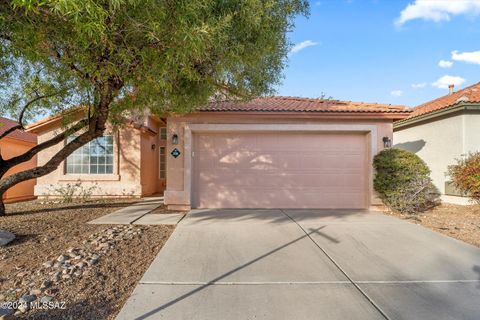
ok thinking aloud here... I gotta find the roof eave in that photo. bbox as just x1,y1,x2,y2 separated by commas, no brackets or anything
394,103,480,129
26,107,86,133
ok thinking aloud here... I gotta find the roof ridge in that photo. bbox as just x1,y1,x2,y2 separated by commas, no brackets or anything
254,96,407,108
413,81,480,110
258,96,344,104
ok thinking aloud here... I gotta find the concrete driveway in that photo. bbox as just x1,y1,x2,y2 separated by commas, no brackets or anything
116,209,480,320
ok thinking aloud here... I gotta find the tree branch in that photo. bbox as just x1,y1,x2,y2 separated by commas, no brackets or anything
0,124,101,194
0,124,22,141
0,89,71,141
0,118,88,177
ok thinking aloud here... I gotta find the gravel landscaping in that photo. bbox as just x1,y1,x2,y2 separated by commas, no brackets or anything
0,199,174,319
383,203,480,247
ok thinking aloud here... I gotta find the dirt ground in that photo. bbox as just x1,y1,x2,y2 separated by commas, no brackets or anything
383,203,480,247
0,199,174,319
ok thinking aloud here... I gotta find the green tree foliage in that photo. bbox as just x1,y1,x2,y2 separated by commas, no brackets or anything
373,148,440,214
0,0,309,215
448,152,480,203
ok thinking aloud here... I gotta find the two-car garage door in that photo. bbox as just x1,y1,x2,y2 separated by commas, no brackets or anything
192,132,368,209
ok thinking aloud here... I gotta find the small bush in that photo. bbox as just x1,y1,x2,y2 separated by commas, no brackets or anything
373,148,440,214
50,181,99,203
448,152,480,203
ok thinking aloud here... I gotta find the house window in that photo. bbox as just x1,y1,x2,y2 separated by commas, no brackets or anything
159,147,166,179
66,136,114,174
160,128,167,140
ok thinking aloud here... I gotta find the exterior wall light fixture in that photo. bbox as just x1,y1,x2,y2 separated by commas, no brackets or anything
172,133,179,145
382,136,392,148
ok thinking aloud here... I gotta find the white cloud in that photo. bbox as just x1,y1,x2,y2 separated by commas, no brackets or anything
411,82,427,89
438,60,453,68
431,75,466,89
289,40,319,54
451,50,480,65
395,0,480,26
390,90,403,97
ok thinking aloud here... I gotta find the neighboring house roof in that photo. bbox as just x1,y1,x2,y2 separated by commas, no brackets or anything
394,82,480,129
0,117,37,143
202,96,408,114
410,82,480,119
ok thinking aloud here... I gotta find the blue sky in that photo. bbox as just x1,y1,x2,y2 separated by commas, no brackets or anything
277,0,480,107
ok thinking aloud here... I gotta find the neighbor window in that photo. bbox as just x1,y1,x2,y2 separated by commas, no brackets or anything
65,136,114,174
159,146,166,179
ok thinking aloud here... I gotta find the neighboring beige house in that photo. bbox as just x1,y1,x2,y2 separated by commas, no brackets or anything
394,82,480,205
27,97,409,209
0,117,37,203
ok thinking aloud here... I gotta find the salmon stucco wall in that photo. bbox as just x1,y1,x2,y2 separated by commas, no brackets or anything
1,137,37,203
34,124,143,198
164,113,394,210
140,117,166,196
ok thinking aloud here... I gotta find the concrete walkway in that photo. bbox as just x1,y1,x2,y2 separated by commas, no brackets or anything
88,197,184,225
116,209,480,320
133,213,185,226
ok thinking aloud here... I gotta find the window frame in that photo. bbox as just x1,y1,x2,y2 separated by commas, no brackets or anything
160,127,167,140
159,146,166,179
65,135,115,175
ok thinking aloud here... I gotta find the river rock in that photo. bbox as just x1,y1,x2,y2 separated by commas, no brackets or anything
0,230,15,246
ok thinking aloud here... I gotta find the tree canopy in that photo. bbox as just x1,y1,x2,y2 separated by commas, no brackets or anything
0,0,308,215
1,0,309,120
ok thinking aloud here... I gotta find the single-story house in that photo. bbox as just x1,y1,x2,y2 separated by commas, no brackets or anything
27,97,409,210
394,82,480,205
0,117,37,203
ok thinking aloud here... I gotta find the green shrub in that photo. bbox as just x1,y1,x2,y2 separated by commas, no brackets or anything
373,148,440,214
448,152,480,203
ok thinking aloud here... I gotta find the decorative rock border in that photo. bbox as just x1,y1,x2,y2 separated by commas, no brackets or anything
0,225,144,316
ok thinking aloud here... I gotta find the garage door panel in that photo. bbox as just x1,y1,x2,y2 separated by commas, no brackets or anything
343,154,365,168
193,189,366,209
199,171,258,188
193,132,368,209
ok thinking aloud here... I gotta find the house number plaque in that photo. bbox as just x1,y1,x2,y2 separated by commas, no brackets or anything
171,148,181,158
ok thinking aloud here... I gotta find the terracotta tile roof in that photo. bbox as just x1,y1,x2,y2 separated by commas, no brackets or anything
0,117,37,143
201,96,408,114
410,82,480,119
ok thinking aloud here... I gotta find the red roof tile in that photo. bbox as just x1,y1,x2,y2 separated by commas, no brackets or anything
201,96,408,114
0,117,37,143
410,82,480,119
